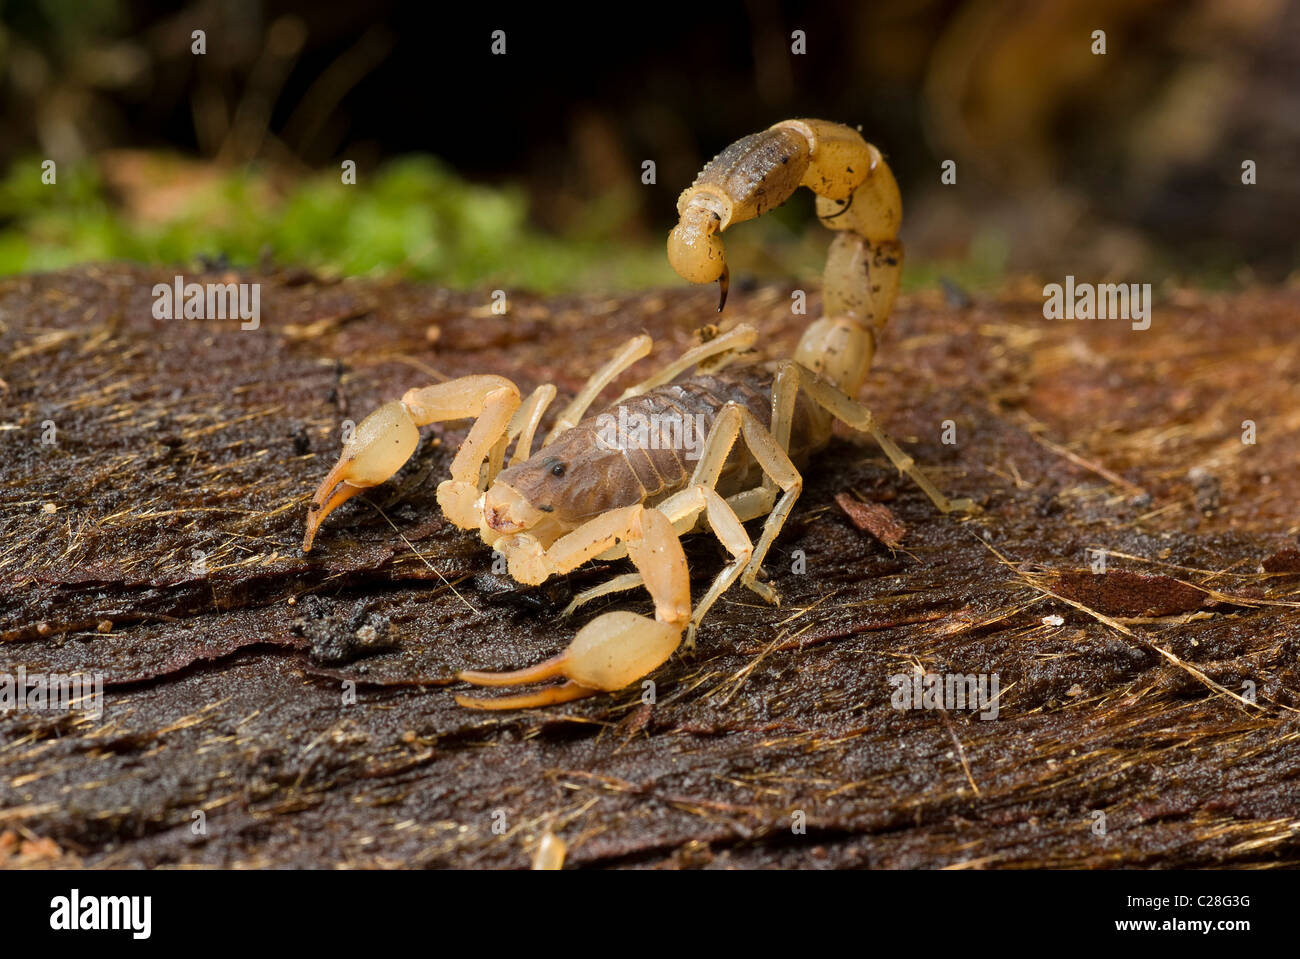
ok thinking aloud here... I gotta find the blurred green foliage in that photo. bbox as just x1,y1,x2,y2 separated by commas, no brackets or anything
0,155,675,292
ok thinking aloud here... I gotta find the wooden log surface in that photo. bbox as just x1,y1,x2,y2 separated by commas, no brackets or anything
1,265,1297,868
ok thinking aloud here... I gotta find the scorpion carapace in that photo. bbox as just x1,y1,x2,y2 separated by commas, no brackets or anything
302,119,974,710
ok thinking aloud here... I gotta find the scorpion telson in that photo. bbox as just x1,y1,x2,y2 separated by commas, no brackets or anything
302,118,976,709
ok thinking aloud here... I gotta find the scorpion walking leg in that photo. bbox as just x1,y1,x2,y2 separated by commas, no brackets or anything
773,363,974,516
719,408,804,605
614,323,757,403
456,505,691,709
543,335,652,445
303,375,522,551
561,572,644,619
722,363,975,596
506,383,557,467
684,402,803,613
651,478,753,650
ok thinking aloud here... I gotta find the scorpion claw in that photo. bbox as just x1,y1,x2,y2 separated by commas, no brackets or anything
455,681,597,710
717,265,730,312
303,467,366,553
457,652,568,688
454,610,681,710
302,400,419,553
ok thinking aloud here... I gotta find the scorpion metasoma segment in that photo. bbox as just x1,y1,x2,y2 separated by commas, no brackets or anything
302,118,975,709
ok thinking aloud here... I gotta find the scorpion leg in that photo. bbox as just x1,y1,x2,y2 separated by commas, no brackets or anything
557,366,971,645
303,375,521,551
543,335,652,446
719,363,975,602
558,483,743,622
653,455,756,649
561,572,645,619
692,403,803,607
456,505,691,709
613,323,758,403
506,383,557,467
772,362,974,517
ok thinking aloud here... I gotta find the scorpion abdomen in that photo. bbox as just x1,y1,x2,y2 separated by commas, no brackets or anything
582,365,824,506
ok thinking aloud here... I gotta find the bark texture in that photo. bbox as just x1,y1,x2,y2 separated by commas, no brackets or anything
1,265,1297,868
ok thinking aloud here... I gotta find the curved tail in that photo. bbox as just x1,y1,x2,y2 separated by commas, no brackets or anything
667,119,902,397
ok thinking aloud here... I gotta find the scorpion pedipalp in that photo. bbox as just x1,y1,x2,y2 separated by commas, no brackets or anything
455,506,691,709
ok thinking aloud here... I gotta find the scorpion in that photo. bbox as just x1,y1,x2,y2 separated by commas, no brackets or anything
302,118,975,709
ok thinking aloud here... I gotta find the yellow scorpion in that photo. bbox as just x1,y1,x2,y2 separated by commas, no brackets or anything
302,119,974,709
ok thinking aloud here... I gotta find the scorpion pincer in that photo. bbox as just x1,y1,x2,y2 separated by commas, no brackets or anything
301,118,975,709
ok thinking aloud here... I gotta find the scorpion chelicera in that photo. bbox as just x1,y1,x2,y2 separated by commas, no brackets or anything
302,119,975,709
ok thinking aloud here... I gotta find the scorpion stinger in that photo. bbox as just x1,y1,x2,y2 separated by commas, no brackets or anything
302,119,975,710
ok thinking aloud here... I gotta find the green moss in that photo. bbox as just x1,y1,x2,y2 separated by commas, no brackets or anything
0,155,675,291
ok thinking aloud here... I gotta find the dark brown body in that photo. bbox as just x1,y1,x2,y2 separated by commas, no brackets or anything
496,362,829,526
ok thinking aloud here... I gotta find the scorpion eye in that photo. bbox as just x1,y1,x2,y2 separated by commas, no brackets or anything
550,462,566,477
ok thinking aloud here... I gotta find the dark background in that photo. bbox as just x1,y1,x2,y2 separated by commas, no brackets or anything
2,0,1298,282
